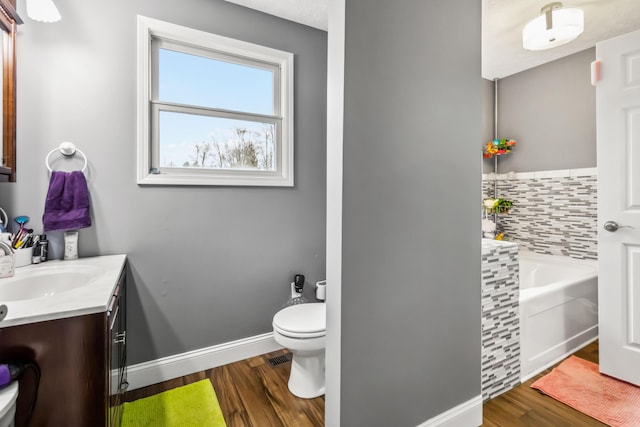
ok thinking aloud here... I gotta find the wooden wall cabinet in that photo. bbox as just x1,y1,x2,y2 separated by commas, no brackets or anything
0,265,127,426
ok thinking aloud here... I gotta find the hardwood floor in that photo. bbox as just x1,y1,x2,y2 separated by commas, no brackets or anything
125,341,605,427
123,349,324,427
483,340,606,426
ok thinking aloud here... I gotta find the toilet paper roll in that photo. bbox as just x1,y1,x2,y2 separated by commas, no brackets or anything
316,280,326,301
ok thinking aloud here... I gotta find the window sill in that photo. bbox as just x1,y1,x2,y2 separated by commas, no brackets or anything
137,168,294,187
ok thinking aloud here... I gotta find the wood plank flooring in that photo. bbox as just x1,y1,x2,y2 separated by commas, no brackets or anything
125,341,606,426
483,340,605,426
123,349,324,427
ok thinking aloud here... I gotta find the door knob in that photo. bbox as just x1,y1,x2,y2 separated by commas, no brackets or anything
604,221,634,232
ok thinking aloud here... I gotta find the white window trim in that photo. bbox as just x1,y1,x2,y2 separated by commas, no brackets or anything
136,15,294,186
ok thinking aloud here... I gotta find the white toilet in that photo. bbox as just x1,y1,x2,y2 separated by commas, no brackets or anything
0,382,18,427
272,303,326,399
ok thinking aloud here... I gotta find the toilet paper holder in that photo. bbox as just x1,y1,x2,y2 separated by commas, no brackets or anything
315,280,326,301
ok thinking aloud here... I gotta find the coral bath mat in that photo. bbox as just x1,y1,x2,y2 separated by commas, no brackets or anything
531,356,640,427
122,379,227,427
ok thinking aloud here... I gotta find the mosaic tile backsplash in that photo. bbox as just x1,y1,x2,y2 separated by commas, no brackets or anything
483,170,597,260
481,239,520,401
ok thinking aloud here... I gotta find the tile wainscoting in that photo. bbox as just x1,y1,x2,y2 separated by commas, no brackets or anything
482,168,597,260
481,239,520,401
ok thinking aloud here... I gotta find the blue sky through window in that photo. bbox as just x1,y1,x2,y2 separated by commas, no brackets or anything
157,48,276,170
158,48,273,114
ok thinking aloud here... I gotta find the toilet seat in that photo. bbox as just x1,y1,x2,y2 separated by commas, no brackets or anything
273,303,326,339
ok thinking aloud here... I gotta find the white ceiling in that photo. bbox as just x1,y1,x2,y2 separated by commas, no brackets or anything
224,0,640,80
483,0,640,79
224,0,328,31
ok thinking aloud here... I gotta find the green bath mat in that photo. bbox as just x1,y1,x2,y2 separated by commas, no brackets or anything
122,379,227,427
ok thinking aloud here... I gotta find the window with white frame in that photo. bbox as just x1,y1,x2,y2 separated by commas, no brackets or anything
137,16,294,186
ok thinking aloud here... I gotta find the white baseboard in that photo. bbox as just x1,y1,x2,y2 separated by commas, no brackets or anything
124,332,283,390
416,395,483,427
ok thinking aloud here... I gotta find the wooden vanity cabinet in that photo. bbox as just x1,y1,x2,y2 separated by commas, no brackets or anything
108,270,127,426
0,265,127,427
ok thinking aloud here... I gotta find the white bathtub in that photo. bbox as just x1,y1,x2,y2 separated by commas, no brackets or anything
519,251,598,381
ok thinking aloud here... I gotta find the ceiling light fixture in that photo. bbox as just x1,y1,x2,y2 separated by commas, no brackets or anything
522,2,583,51
26,0,61,23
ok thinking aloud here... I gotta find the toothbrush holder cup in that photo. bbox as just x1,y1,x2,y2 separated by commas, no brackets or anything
14,247,32,268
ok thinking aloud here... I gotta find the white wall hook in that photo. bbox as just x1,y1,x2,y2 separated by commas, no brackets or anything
59,141,77,156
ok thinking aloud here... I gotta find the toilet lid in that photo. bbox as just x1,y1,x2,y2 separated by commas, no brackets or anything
273,303,326,337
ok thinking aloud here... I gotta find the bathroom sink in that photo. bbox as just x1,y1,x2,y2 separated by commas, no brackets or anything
0,265,99,301
0,254,127,329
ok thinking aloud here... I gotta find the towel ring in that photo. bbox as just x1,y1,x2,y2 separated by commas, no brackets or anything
45,142,88,173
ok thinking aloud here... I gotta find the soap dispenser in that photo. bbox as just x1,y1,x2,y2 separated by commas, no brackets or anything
64,231,78,260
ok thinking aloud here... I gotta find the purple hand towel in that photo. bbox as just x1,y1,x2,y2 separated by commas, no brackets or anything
43,171,92,232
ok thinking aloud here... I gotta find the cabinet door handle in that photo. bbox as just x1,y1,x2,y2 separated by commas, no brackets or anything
113,331,126,345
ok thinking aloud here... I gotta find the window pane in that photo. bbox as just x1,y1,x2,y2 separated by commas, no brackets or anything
158,48,274,115
159,111,276,171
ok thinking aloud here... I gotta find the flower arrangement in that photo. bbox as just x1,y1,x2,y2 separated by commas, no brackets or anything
483,138,516,158
483,198,513,215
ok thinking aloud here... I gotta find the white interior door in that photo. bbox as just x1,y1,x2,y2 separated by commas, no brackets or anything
597,28,640,386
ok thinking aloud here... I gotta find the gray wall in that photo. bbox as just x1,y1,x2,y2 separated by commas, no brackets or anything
482,78,495,155
0,0,327,364
483,48,596,173
340,1,481,425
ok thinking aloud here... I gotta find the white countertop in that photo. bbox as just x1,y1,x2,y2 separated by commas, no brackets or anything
0,254,127,328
